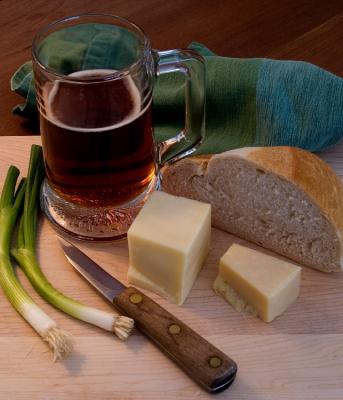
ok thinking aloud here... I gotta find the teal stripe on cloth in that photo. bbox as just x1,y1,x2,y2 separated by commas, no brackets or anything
10,37,343,153
255,59,343,151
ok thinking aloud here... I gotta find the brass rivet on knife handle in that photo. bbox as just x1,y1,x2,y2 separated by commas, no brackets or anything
209,356,222,368
129,293,143,304
168,323,181,335
113,286,237,393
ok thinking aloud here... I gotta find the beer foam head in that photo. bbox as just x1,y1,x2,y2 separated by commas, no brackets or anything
44,69,145,132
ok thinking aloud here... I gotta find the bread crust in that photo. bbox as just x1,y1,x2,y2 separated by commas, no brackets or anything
247,147,343,234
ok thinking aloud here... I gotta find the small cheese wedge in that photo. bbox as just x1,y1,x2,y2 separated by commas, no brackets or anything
213,244,301,322
127,191,211,305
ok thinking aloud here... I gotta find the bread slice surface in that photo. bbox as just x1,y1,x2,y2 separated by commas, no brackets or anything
162,147,343,272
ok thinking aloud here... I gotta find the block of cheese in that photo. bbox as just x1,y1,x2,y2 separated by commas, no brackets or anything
213,244,301,322
127,191,211,305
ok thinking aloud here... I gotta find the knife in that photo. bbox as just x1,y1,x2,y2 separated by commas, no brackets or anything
58,237,237,393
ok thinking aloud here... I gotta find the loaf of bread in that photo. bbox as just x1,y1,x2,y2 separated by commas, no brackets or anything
162,147,343,272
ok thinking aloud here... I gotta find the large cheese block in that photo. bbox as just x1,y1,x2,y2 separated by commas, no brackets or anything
213,244,301,322
127,191,211,305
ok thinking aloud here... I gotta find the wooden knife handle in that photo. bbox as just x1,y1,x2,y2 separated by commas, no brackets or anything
113,286,237,393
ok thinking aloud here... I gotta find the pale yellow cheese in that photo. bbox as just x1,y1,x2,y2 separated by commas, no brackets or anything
213,244,301,322
127,191,211,305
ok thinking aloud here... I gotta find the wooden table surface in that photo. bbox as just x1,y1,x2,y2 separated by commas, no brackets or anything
0,0,343,136
1,136,343,400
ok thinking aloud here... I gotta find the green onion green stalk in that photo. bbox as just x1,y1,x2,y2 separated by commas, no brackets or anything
0,159,73,361
12,145,134,341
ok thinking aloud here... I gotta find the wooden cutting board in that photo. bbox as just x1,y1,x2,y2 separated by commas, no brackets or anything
1,136,343,400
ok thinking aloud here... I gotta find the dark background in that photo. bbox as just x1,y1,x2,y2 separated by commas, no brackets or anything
1,0,342,136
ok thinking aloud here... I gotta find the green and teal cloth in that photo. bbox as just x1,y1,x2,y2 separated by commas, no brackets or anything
11,28,343,154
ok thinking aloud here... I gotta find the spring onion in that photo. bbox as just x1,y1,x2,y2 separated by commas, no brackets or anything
0,163,73,361
12,145,134,341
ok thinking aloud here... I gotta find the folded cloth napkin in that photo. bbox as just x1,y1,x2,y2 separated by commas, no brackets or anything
11,29,343,154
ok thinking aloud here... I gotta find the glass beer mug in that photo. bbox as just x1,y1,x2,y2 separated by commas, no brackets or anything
32,14,205,240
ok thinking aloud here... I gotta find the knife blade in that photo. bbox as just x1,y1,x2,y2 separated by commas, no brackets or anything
58,237,237,393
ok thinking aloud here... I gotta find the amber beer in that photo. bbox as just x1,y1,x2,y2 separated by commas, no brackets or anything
40,69,156,207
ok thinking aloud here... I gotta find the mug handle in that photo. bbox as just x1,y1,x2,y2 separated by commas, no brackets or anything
154,49,206,166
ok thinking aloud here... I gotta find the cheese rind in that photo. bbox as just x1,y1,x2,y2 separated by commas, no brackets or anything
213,244,301,322
127,191,211,305
213,275,258,317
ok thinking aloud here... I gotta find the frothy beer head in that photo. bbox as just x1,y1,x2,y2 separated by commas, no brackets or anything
43,69,142,132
